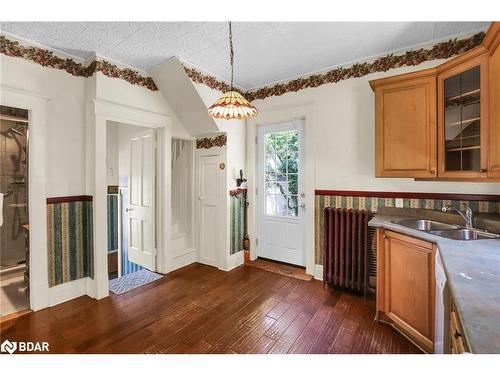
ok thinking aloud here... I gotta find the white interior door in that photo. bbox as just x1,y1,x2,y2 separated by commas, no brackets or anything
257,120,305,266
197,154,221,267
128,129,156,270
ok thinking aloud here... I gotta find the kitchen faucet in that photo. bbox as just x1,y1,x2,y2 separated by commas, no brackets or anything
442,204,474,229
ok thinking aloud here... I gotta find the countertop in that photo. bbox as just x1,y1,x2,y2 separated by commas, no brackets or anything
369,214,500,354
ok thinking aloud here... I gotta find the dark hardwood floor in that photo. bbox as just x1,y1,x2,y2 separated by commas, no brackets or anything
0,263,421,354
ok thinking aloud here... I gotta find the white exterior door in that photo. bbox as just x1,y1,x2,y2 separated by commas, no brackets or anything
197,154,221,267
257,120,305,266
128,129,156,270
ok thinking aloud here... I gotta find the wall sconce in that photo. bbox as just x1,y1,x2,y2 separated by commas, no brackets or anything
236,169,247,187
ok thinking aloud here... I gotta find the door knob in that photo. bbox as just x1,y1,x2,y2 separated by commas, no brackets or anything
300,203,306,209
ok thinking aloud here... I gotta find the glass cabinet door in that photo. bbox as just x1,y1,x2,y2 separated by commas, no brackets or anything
440,55,488,178
444,66,481,172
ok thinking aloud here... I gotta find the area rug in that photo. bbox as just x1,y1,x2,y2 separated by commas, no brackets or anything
109,269,163,295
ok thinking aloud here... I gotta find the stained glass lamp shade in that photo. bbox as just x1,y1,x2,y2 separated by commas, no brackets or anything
208,90,257,120
208,22,257,120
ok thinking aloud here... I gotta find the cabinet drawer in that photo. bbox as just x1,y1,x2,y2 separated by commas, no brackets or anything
450,299,469,354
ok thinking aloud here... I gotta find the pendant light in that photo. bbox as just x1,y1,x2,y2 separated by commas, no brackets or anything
208,22,257,120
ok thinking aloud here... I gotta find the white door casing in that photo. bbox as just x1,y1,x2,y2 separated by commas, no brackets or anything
197,154,221,267
128,129,156,270
257,120,305,266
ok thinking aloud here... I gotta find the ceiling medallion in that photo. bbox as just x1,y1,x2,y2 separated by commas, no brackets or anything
208,22,257,120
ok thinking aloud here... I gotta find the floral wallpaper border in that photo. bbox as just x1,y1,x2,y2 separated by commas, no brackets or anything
246,32,484,101
196,134,227,149
184,32,485,101
0,35,158,91
184,66,233,94
1,31,485,99
230,188,247,197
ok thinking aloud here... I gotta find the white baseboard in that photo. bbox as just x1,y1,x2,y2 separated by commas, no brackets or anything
170,249,196,271
30,281,49,312
48,277,92,307
221,251,244,272
314,264,323,281
89,274,110,300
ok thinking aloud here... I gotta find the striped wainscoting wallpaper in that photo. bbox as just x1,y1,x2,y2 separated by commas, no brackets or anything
314,191,500,265
230,190,246,255
107,194,119,252
120,188,143,276
47,197,94,287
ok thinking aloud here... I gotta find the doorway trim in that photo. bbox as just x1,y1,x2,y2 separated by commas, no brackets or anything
247,104,315,277
88,99,172,299
1,85,49,311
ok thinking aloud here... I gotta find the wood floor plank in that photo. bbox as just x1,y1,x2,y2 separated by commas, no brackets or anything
267,301,291,320
307,293,355,353
287,304,334,354
186,340,213,354
268,296,324,354
230,316,276,353
248,335,276,354
0,263,420,354
265,306,301,341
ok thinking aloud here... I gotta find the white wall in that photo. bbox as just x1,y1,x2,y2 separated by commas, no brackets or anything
246,58,500,276
250,59,500,194
0,52,192,307
106,123,119,186
1,55,87,197
193,83,247,270
194,83,247,189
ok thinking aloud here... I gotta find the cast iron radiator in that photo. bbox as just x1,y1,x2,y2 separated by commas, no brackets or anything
323,207,374,295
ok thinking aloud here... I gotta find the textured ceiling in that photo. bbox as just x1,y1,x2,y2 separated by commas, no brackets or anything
0,22,490,90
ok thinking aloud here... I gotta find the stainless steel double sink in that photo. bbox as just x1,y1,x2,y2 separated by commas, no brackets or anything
390,219,500,240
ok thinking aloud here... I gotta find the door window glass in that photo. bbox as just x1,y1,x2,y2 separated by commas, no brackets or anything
264,130,299,217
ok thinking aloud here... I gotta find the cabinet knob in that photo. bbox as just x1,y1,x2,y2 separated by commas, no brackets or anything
479,169,486,173
454,330,462,339
430,170,436,174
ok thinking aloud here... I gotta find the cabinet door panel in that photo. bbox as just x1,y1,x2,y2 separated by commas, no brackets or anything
382,231,435,353
375,76,437,178
489,38,500,177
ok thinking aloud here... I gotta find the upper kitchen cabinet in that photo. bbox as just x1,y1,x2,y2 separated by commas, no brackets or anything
371,71,437,178
370,22,500,181
437,54,489,179
486,23,500,178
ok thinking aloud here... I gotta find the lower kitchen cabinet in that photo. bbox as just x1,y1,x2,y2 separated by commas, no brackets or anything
376,229,436,353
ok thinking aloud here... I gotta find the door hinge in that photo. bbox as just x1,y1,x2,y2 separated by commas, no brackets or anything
255,187,258,195
255,238,258,246
255,135,258,144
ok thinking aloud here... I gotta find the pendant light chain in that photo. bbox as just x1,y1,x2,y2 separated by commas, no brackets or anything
207,21,257,120
229,21,234,91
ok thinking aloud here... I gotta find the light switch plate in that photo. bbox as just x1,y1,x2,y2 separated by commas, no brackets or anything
395,198,404,208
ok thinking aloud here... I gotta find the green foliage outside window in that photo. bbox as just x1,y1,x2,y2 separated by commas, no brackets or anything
265,130,299,213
